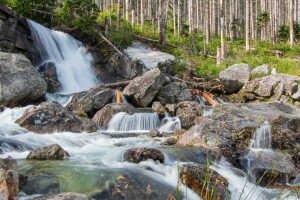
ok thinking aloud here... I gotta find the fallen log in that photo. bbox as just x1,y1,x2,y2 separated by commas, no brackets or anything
103,80,130,89
98,32,124,56
191,90,220,107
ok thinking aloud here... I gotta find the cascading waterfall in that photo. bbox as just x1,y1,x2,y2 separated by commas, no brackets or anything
107,112,181,133
245,121,273,182
250,121,272,149
27,20,98,94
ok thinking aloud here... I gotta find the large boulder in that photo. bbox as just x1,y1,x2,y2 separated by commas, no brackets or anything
156,82,193,105
0,157,19,199
178,102,300,168
110,42,175,79
38,62,61,93
151,101,166,115
251,64,271,78
27,144,69,160
176,101,202,129
123,148,164,163
15,102,98,134
180,163,230,200
0,5,33,58
123,68,166,107
219,63,251,94
32,192,90,200
0,52,47,107
92,103,134,128
67,86,115,117
237,74,300,102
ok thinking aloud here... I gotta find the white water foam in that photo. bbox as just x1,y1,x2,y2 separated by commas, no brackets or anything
28,20,98,94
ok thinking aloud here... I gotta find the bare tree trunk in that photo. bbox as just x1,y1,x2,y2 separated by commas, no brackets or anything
290,0,295,45
220,0,225,59
246,0,251,51
117,0,121,31
141,0,144,31
178,0,182,36
173,0,177,35
205,0,211,44
125,0,129,21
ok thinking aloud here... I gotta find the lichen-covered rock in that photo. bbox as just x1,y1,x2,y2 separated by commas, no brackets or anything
176,101,202,129
0,52,47,107
16,102,98,134
165,104,177,116
219,63,251,94
0,157,19,199
178,102,300,168
67,86,115,117
251,64,271,78
238,74,300,102
180,163,230,199
92,103,134,128
32,192,90,200
123,148,164,163
151,101,166,115
27,144,69,160
156,82,193,105
123,68,166,107
121,42,175,79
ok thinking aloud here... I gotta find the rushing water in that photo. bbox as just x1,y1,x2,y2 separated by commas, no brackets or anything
250,121,272,150
28,20,98,94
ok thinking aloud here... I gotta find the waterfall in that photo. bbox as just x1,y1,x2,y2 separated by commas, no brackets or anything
27,20,98,94
250,121,272,150
107,112,181,133
107,112,161,132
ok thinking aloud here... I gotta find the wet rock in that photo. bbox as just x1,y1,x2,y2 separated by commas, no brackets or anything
172,129,187,137
251,64,271,78
119,42,175,79
165,104,177,116
292,85,300,100
219,63,251,94
0,157,19,199
0,52,47,107
123,68,167,107
67,86,115,117
92,103,134,128
38,62,61,93
151,101,166,115
32,192,90,200
176,101,202,129
243,150,297,187
93,173,180,200
149,130,160,137
160,137,177,145
123,148,164,163
16,102,98,134
0,5,33,58
180,163,230,200
178,102,300,168
156,82,193,105
27,144,69,160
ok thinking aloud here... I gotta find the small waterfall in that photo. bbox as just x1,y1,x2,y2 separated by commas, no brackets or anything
27,20,98,94
250,121,272,149
158,113,181,133
107,112,181,133
107,112,161,132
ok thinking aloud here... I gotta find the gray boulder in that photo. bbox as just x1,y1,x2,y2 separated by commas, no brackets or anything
123,68,166,107
122,42,175,79
32,192,90,200
156,82,193,105
151,101,166,115
16,102,98,134
38,62,61,93
251,64,271,78
219,63,251,94
0,52,47,107
123,148,164,163
67,86,115,117
27,144,69,160
176,101,202,129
